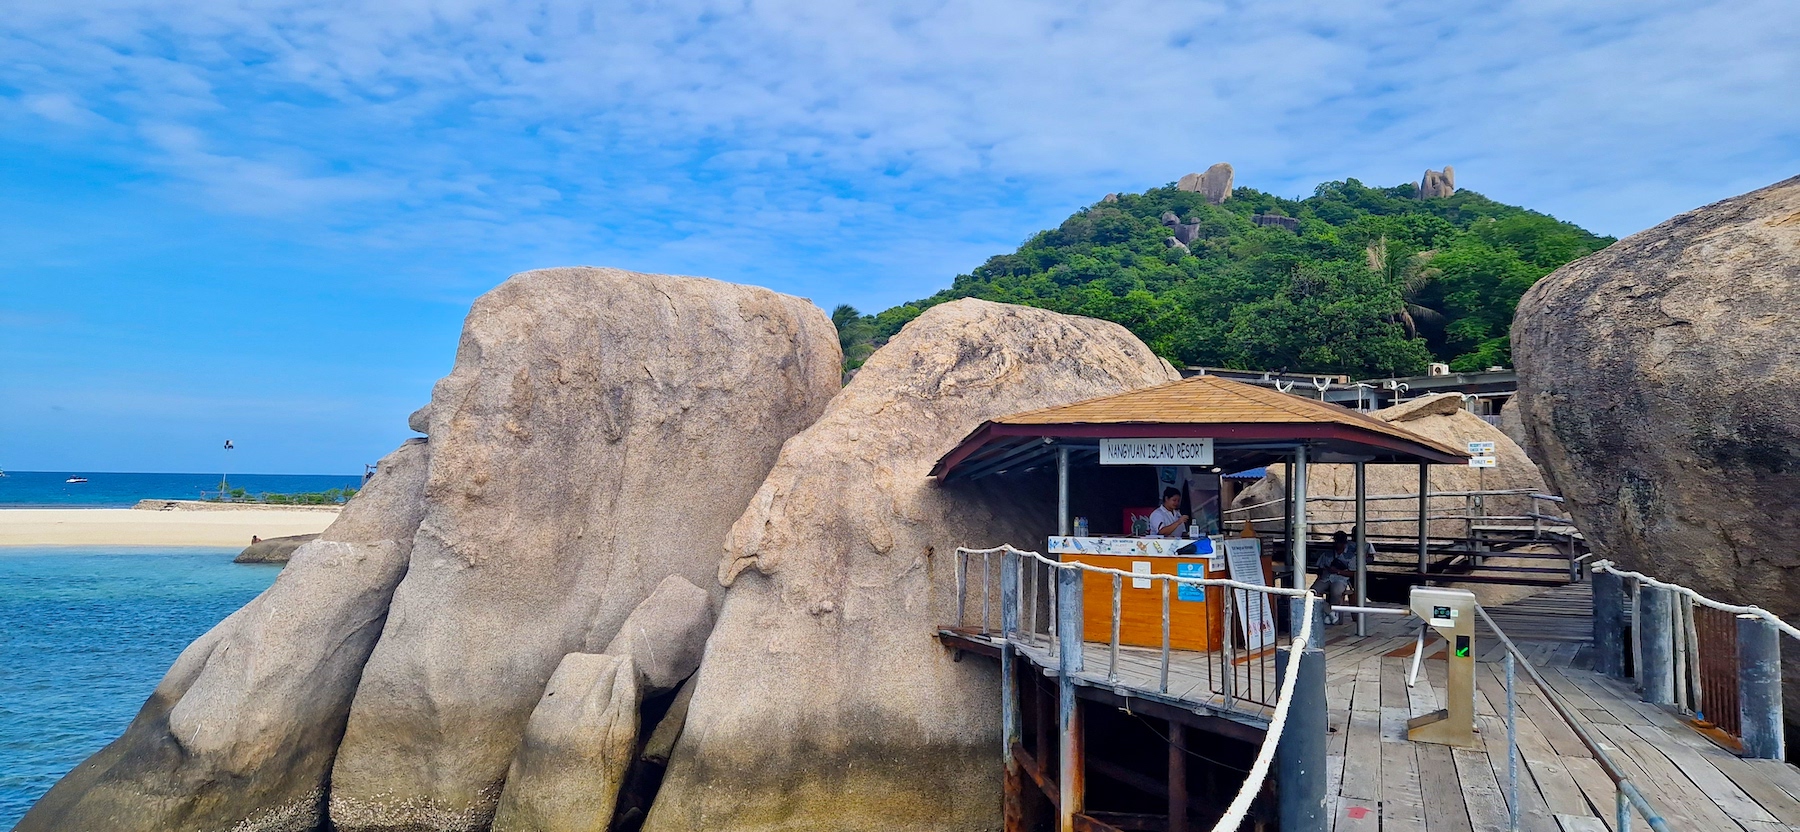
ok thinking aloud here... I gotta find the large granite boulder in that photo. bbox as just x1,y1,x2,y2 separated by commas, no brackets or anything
1513,176,1800,698
1177,162,1234,204
1420,166,1456,198
234,533,319,564
642,298,1180,832
328,268,841,831
595,574,713,695
1497,398,1529,454
490,654,641,832
16,440,431,832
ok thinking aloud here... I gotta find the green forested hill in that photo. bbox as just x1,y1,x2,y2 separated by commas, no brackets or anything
835,178,1613,377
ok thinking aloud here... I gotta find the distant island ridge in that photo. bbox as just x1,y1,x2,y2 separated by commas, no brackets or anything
835,165,1613,379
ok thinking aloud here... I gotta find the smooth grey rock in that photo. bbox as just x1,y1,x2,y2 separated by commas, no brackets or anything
1165,236,1191,256
643,298,1179,832
490,654,641,832
407,403,431,434
234,533,319,564
1514,175,1800,718
594,574,714,696
15,440,430,832
1101,193,1118,203
329,268,842,831
1420,166,1456,198
640,677,696,766
1178,163,1234,203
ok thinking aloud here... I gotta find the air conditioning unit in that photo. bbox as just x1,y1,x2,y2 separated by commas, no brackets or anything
1429,363,1450,376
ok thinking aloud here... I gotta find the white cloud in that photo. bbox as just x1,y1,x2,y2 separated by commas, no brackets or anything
0,0,1796,306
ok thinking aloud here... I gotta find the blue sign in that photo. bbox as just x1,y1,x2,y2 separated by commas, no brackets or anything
1176,562,1206,601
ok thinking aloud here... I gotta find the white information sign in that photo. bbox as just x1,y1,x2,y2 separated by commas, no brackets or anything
1131,561,1152,589
1099,437,1214,466
1469,456,1497,468
1223,538,1275,651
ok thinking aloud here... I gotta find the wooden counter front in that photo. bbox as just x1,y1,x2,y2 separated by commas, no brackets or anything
1063,553,1225,652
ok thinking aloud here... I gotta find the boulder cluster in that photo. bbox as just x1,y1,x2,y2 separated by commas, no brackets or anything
18,270,1176,832
1419,166,1455,198
1177,162,1235,204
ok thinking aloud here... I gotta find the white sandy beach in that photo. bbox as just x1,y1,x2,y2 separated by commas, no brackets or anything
0,507,339,547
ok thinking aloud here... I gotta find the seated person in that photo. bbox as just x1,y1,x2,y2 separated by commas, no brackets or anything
1311,530,1360,625
1147,487,1188,538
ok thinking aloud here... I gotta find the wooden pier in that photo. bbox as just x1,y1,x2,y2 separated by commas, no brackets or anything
942,581,1800,831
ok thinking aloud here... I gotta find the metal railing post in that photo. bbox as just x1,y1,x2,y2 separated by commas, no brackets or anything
956,550,968,627
1738,614,1786,760
1593,570,1625,677
1639,586,1675,706
1416,464,1430,575
1160,577,1171,694
1056,566,1085,831
1506,653,1519,832
1109,573,1122,684
1000,551,1021,771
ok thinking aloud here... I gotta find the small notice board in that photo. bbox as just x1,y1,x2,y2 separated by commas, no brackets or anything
1223,537,1275,651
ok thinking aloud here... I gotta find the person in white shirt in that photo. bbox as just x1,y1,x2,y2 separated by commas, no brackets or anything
1147,487,1188,537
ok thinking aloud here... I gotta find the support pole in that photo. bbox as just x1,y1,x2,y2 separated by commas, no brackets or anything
1592,570,1625,677
1168,721,1189,832
1738,614,1786,760
1293,444,1310,591
1354,461,1368,637
1057,446,1071,537
1283,463,1295,576
1416,463,1430,576
1276,643,1328,832
1056,567,1085,832
1000,552,1024,832
1638,586,1675,706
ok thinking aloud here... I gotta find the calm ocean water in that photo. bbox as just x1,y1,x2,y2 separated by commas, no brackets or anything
0,471,363,508
0,548,280,827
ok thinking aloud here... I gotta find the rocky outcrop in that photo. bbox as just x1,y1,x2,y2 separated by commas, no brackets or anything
594,575,713,695
1497,398,1528,454
1420,166,1456,198
643,298,1180,832
16,440,431,832
490,654,641,832
1230,394,1549,602
1101,193,1118,203
1513,176,1800,707
327,268,842,831
1160,211,1203,245
1164,236,1192,256
234,533,319,564
1178,163,1234,204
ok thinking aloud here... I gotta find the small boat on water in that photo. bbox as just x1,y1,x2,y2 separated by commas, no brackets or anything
65,476,88,484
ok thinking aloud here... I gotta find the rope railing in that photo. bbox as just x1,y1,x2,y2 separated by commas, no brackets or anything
1591,559,1800,641
955,545,1321,832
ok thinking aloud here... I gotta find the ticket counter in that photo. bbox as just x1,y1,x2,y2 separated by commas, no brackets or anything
1050,536,1227,652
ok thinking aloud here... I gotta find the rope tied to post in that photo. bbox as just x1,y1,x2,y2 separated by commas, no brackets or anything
1591,559,1800,641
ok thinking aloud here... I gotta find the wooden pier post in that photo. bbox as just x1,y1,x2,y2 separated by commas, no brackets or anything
1056,566,1085,832
1276,632,1327,832
1168,722,1189,832
1000,552,1024,831
1737,614,1786,760
1638,586,1675,706
1592,570,1625,677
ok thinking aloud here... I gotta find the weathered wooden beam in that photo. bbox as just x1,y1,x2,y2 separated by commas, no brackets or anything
1737,613,1786,760
1057,565,1086,832
1591,570,1625,677
1638,585,1675,705
1002,553,1024,832
1168,721,1189,832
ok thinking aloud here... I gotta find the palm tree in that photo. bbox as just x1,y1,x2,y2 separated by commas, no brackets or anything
1366,237,1445,340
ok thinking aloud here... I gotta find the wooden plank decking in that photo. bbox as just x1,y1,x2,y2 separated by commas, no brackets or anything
945,581,1800,831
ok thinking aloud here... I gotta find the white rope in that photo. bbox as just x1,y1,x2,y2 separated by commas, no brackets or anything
1211,584,1317,832
1591,560,1800,641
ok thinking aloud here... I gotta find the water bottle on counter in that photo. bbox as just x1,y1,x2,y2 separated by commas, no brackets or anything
1074,516,1089,537
1188,521,1200,539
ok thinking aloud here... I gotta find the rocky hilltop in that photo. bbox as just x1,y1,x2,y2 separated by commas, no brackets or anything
1513,174,1800,720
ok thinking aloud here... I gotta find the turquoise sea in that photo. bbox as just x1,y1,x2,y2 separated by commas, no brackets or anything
0,471,363,508
0,548,280,827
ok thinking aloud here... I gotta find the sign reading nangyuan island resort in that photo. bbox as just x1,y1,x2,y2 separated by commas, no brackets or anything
1098,437,1214,466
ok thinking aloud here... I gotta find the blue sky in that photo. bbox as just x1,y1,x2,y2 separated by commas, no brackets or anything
2,0,1796,474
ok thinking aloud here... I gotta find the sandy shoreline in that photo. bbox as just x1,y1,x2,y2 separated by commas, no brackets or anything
0,508,339,547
